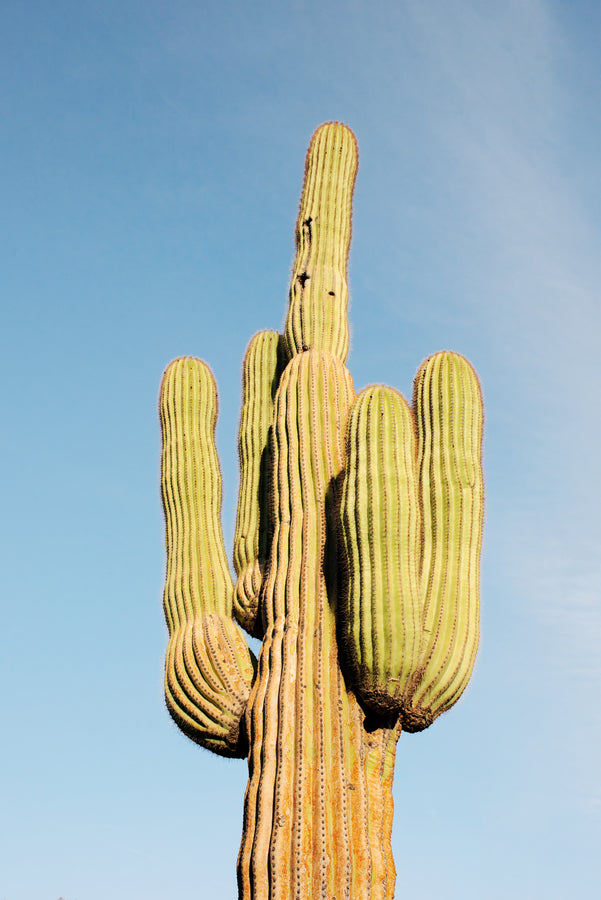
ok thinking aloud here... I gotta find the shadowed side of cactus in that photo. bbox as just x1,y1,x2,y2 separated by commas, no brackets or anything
233,330,284,638
159,122,484,899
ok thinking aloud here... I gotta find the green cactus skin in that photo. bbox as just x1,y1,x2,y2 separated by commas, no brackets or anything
284,122,357,363
233,330,283,638
339,385,422,716
338,355,484,733
403,351,484,732
160,358,256,757
159,122,484,898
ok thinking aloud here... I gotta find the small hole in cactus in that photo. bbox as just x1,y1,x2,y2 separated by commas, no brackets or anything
297,272,310,287
363,714,380,733
328,291,335,296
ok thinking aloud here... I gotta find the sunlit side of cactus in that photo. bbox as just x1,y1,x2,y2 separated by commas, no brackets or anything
159,122,484,899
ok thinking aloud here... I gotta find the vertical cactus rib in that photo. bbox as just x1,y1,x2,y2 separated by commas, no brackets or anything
234,330,283,637
402,351,484,732
160,357,255,757
339,385,422,714
284,122,358,363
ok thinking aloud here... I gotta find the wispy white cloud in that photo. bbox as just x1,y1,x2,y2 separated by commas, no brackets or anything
505,525,601,812
401,0,601,816
404,0,601,356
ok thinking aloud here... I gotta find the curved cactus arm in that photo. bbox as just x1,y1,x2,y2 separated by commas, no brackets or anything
284,121,357,363
403,351,484,732
338,384,422,714
233,330,283,638
160,357,256,757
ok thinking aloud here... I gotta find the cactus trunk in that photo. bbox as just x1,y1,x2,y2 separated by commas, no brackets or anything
159,122,484,899
238,350,400,899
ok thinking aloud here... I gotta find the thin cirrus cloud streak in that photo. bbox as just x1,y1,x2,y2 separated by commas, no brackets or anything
404,0,601,810
407,0,599,347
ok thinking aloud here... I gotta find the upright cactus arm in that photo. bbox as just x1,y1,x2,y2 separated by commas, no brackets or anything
404,350,484,731
338,384,423,715
233,330,283,638
160,357,256,757
284,122,357,363
338,351,484,733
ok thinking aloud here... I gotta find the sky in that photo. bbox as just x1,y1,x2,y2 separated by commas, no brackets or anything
1,1,600,898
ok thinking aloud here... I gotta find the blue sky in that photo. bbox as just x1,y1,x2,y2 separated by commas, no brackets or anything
2,1,600,898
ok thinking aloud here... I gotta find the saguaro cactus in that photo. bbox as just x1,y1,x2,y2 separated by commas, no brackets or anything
159,123,484,899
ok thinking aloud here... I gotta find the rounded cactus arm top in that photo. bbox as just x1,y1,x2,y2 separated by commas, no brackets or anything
284,122,358,364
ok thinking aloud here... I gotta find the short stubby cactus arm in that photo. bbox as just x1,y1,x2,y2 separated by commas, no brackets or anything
403,351,484,731
160,357,256,757
284,122,357,363
233,330,284,638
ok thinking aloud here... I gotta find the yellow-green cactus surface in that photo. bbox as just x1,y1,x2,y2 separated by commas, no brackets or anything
159,122,484,900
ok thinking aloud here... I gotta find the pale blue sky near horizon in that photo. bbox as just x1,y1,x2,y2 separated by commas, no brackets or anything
1,1,600,898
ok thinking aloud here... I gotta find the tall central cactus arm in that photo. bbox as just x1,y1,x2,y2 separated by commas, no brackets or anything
284,122,357,362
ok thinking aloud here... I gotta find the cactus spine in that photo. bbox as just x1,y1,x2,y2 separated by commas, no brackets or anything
159,123,484,899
